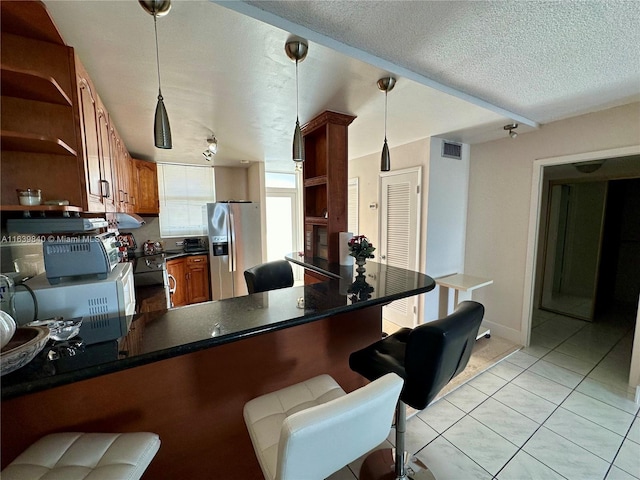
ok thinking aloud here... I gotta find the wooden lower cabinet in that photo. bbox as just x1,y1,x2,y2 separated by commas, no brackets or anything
185,255,210,304
167,255,210,307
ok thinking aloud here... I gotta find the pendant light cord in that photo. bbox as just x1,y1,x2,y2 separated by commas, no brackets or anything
384,89,388,141
295,58,300,121
154,12,163,98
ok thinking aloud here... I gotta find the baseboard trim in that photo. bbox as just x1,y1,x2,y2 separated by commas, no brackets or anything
481,319,522,344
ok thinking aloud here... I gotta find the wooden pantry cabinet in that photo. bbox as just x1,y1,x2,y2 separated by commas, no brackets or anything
167,255,211,307
301,111,356,264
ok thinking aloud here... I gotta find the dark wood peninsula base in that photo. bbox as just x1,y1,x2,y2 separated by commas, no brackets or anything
1,307,382,479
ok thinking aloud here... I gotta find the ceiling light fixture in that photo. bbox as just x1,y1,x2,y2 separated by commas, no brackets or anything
285,36,308,164
207,135,218,155
378,76,396,172
504,123,518,139
574,159,605,173
139,0,172,149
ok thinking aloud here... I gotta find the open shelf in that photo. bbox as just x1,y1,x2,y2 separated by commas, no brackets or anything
1,130,77,156
304,176,327,187
1,65,72,106
1,205,83,213
304,216,328,225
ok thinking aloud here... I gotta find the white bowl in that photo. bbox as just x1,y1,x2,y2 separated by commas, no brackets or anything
1,326,50,376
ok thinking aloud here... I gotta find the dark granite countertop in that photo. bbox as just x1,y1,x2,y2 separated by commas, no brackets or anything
1,260,434,400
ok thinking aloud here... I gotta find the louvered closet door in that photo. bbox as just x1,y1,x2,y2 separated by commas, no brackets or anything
380,167,421,328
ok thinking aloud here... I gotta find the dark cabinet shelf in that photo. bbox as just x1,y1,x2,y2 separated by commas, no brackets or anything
301,111,355,264
1,65,72,106
1,130,77,156
304,176,327,187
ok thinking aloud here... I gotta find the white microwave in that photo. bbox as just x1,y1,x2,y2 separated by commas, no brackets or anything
14,262,136,326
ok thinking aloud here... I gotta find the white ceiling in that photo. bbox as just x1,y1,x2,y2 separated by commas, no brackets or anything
43,1,640,173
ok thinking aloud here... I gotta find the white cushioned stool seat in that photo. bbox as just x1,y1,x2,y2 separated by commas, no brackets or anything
1,432,161,480
243,373,403,480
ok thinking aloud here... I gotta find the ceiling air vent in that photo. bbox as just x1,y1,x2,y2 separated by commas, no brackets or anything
442,141,462,160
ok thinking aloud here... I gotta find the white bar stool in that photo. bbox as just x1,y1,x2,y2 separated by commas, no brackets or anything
243,373,403,480
1,432,160,480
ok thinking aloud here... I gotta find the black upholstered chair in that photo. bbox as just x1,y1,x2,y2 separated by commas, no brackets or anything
350,301,485,479
244,260,294,294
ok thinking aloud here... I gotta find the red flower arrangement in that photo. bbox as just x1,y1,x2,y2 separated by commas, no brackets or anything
348,235,376,261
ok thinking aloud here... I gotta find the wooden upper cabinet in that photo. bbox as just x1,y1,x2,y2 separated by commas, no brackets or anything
133,159,159,215
0,2,138,214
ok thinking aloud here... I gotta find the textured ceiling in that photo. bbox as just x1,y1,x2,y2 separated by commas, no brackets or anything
240,0,640,124
42,1,640,173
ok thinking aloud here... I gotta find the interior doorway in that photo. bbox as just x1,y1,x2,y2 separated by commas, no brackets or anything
524,149,640,392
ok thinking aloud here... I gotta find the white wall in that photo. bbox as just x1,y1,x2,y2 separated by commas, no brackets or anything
349,137,471,323
465,102,640,343
424,138,470,322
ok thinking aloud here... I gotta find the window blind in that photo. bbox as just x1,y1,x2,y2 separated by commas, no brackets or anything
157,163,215,237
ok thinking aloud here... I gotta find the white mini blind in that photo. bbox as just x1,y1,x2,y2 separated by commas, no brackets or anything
348,177,359,235
158,163,215,237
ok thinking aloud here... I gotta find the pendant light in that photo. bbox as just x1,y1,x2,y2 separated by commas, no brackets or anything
377,77,396,172
285,36,308,163
139,1,172,149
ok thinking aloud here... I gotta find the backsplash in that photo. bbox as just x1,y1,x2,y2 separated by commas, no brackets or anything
129,217,207,253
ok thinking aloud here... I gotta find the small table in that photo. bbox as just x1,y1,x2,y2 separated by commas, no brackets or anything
435,273,493,339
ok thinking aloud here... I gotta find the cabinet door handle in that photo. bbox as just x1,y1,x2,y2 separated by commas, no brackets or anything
168,274,176,293
101,180,111,198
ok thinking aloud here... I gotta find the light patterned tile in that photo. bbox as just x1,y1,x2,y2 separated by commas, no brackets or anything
387,416,438,455
489,360,525,381
576,378,640,415
468,371,508,396
588,363,633,392
504,350,539,369
497,450,565,480
443,416,518,475
414,437,492,480
470,397,539,446
512,370,573,405
529,331,566,349
417,399,465,434
543,350,597,375
555,340,610,364
493,383,557,423
528,359,584,389
544,407,624,462
606,465,639,480
613,438,640,478
627,417,640,444
562,391,635,436
520,344,551,359
522,427,610,480
443,384,488,413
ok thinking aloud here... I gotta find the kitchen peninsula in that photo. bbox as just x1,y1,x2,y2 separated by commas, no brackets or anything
1,261,435,479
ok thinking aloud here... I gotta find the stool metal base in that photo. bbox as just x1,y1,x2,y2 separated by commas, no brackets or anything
359,448,436,480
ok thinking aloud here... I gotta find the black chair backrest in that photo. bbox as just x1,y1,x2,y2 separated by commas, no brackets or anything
403,301,484,409
244,260,294,294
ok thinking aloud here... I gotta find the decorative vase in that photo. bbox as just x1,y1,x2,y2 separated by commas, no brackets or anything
355,257,367,274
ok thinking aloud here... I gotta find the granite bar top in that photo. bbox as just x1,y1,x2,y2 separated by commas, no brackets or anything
1,260,434,400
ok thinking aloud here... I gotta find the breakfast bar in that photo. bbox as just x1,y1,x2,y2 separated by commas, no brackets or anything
1,260,435,479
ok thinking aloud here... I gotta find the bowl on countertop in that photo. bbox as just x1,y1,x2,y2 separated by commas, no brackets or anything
1,326,50,376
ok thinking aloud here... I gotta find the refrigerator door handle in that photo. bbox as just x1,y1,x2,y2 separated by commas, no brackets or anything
229,212,237,273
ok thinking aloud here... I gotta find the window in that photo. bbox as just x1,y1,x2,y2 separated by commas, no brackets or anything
157,163,215,237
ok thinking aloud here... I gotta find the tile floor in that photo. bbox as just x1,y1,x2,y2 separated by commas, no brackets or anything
331,307,639,480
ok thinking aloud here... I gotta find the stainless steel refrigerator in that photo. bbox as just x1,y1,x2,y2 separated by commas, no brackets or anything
207,202,263,300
